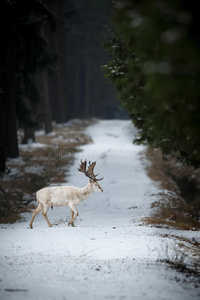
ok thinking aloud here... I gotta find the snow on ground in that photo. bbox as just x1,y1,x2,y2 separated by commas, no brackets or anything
19,141,49,151
0,120,200,300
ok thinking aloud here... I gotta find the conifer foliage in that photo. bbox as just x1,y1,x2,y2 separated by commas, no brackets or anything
103,0,200,167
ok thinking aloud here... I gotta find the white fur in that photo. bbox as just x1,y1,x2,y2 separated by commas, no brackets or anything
29,180,103,228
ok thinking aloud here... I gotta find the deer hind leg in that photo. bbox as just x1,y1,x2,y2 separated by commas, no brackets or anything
29,202,43,228
42,205,53,227
68,206,79,227
68,209,75,227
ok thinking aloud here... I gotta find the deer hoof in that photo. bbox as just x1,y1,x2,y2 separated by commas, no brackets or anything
68,222,75,227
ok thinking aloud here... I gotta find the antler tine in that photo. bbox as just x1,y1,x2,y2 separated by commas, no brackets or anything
78,159,93,180
94,176,104,181
87,161,96,177
78,159,87,174
87,161,104,181
78,159,104,181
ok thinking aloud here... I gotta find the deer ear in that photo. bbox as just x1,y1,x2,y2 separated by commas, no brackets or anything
89,179,93,183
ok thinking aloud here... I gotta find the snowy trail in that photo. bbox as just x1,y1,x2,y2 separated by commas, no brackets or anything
0,120,199,300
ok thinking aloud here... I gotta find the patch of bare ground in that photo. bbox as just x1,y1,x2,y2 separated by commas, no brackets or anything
0,119,94,223
141,148,200,230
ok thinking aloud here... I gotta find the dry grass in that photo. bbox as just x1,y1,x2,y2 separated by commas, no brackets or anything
141,148,200,231
171,235,200,258
158,234,200,283
0,119,94,223
143,205,200,230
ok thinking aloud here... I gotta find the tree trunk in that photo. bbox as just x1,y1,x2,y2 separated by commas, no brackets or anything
22,125,35,144
74,62,81,117
55,0,71,122
42,70,52,134
34,71,52,134
4,3,19,158
0,12,6,172
0,93,6,172
48,69,63,123
47,0,70,123
85,30,90,118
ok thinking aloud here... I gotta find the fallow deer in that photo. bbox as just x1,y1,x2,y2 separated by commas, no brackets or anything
29,160,103,228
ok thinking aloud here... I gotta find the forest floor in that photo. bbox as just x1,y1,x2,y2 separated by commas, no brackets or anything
0,119,200,300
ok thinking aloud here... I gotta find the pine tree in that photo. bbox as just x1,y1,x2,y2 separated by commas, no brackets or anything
103,0,200,167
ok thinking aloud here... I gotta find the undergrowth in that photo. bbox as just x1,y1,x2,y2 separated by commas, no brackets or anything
157,242,200,288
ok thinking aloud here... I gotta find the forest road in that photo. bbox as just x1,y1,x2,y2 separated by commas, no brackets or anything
0,120,200,300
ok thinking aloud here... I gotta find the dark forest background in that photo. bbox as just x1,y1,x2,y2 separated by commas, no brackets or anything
1,0,200,173
0,0,125,173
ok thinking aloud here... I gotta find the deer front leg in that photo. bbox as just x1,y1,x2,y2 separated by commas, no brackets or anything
68,209,75,227
29,203,43,228
68,205,79,227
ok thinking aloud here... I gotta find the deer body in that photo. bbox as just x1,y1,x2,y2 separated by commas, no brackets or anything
37,184,95,207
29,179,103,228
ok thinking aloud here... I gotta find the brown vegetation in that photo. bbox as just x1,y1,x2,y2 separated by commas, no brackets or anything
141,148,200,230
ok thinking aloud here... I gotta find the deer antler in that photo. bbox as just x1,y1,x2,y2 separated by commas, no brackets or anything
78,159,103,181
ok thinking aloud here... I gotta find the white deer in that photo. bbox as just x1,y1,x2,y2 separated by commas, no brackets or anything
29,160,103,228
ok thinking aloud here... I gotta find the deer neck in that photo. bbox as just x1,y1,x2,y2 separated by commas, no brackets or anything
81,182,93,200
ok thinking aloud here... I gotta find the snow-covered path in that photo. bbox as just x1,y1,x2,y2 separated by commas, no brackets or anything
0,120,199,300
